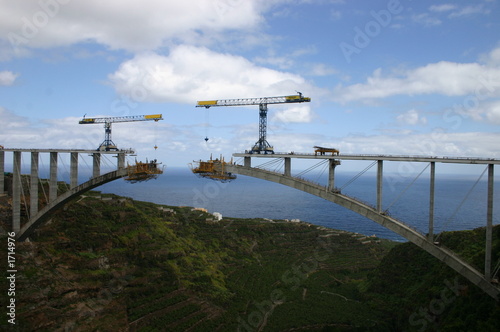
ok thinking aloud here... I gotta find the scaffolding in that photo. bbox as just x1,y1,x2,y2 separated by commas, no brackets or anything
125,159,164,183
189,156,236,182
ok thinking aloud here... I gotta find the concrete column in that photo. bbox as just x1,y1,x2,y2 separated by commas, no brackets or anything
485,164,494,280
49,152,58,202
328,159,340,192
117,152,125,170
70,152,78,189
0,150,5,195
30,152,39,217
377,160,383,212
244,156,251,168
93,153,101,178
428,162,435,242
12,151,21,233
284,157,291,176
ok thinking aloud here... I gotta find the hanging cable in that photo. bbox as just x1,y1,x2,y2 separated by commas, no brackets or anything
384,163,430,213
255,158,283,170
296,159,329,178
204,108,210,143
492,258,500,280
58,154,71,193
154,119,159,151
315,159,331,183
435,165,488,241
81,154,93,179
340,160,378,191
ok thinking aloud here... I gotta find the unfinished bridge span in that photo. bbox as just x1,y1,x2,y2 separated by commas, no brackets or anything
1,148,162,242
222,152,500,300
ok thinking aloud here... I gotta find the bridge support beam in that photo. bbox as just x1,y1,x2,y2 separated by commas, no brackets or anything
93,153,101,178
0,150,5,195
485,164,494,280
428,162,435,242
284,157,291,176
12,151,21,233
377,160,383,212
50,152,58,202
30,152,39,217
70,152,78,189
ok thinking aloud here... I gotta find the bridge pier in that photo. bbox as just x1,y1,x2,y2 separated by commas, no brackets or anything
50,152,58,202
117,152,125,170
428,162,435,242
485,164,494,280
93,153,101,178
328,159,340,191
70,152,78,189
377,160,383,212
0,150,5,195
30,152,39,217
13,151,21,233
284,157,291,176
244,156,251,168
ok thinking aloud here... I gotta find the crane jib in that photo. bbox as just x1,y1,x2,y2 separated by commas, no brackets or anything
196,94,311,108
79,114,163,124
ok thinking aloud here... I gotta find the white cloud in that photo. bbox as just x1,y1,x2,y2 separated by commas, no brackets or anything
272,105,313,123
307,63,338,76
334,47,500,103
330,10,342,20
484,101,500,124
448,5,490,18
412,13,441,27
0,71,18,86
254,55,294,69
0,0,267,53
466,100,500,125
429,4,457,13
109,45,314,104
396,109,427,126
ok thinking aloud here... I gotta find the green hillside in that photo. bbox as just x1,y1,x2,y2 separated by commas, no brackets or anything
0,191,498,331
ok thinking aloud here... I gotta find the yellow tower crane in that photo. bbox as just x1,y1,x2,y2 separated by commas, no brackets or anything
196,92,310,154
79,114,163,151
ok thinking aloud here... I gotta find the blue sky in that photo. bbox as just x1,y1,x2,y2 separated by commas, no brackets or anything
1,0,500,171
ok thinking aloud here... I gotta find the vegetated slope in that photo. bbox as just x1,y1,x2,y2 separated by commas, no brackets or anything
366,225,500,332
2,191,498,331
2,191,396,331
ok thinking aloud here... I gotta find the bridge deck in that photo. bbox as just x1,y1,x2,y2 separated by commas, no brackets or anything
1,148,135,154
233,152,500,165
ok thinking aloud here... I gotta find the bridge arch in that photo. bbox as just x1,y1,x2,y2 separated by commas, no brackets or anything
16,169,127,242
225,164,500,300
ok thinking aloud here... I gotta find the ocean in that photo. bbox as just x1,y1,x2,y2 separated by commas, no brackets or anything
98,166,500,242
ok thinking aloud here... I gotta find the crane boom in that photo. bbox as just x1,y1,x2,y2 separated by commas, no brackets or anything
196,93,310,154
79,114,163,151
196,94,310,108
79,114,163,124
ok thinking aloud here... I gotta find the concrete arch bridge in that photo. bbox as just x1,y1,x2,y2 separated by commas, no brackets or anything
218,152,500,300
0,148,161,242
